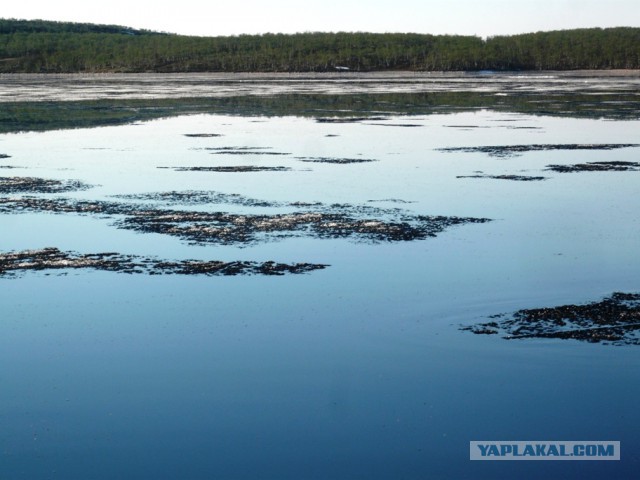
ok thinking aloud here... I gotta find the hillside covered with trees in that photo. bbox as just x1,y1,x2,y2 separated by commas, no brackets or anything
0,19,638,72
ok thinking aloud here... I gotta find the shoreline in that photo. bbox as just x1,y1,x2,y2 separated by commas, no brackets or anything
1,70,639,103
2,69,640,77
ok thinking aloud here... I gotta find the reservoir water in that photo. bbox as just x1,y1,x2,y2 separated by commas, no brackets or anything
1,73,639,479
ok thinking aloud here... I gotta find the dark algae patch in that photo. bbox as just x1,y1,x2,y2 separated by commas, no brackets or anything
118,205,490,246
209,152,291,156
296,157,378,164
0,197,119,215
438,143,640,158
455,160,640,181
0,248,328,278
365,123,424,127
205,147,271,151
205,147,291,156
0,196,492,246
163,166,292,173
545,161,640,173
462,292,640,345
456,174,547,181
367,199,416,204
114,191,323,209
113,191,279,207
183,133,223,137
0,248,143,276
0,176,92,194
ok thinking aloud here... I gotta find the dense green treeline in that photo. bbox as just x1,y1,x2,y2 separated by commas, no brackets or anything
0,19,155,36
0,19,638,72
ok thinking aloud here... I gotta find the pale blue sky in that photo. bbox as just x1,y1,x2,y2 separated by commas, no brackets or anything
2,0,639,37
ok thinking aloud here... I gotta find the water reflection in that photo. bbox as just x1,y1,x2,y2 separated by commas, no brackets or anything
1,84,639,479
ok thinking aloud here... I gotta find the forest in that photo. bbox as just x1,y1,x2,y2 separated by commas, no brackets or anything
0,19,638,72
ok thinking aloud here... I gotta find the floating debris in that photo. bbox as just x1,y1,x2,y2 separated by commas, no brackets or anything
184,133,223,137
295,157,377,164
545,161,640,173
0,154,10,159
0,197,492,246
162,166,292,173
0,248,328,278
0,166,22,169
462,292,640,345
456,174,547,181
438,143,640,158
0,176,92,194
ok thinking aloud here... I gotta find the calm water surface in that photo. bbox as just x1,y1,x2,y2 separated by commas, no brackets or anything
1,78,639,479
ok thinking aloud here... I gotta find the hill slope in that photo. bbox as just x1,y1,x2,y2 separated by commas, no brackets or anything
0,19,638,72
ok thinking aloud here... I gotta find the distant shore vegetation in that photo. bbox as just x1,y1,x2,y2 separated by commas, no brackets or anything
0,19,639,73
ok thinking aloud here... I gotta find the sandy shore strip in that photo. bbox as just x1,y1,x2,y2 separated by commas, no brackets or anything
1,71,639,102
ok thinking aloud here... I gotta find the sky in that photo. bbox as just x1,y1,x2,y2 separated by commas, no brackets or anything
2,0,639,37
